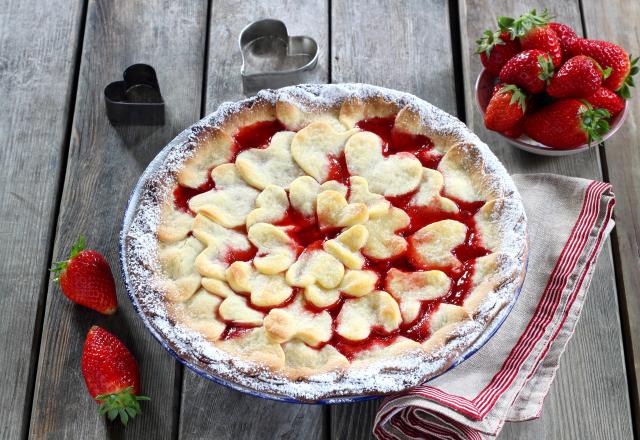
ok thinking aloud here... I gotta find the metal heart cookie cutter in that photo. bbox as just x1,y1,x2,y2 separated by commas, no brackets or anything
104,64,164,125
239,19,319,95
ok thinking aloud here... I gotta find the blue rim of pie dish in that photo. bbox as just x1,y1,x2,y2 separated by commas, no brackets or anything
119,119,526,405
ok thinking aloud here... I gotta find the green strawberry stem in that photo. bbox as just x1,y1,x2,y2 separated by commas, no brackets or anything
50,236,86,282
594,62,613,80
475,29,505,56
498,84,528,112
498,9,553,40
617,55,638,99
537,55,555,83
96,386,150,427
579,101,611,147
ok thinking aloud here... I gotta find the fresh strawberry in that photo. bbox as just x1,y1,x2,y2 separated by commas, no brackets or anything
82,326,150,426
547,55,610,98
51,236,117,315
584,87,625,118
523,99,611,149
570,38,639,98
484,85,527,132
491,83,504,96
476,30,521,76
499,9,563,66
501,121,524,138
549,22,578,60
499,49,554,94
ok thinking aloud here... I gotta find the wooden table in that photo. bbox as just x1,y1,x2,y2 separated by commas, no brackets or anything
1,0,637,438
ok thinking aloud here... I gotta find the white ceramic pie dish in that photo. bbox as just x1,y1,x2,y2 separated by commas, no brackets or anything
475,69,628,156
119,83,528,403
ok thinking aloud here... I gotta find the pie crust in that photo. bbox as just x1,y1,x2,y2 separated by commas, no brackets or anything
122,84,527,401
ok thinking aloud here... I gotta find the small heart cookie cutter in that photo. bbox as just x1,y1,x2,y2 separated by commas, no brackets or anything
104,64,165,125
239,19,319,95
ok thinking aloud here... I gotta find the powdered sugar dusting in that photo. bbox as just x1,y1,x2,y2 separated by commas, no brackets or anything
119,84,527,402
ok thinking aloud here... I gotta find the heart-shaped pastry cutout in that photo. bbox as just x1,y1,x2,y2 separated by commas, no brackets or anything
323,225,369,269
246,185,290,228
157,236,204,302
283,341,349,379
362,206,410,259
303,269,378,308
317,190,368,229
192,214,253,280
336,291,402,341
226,261,293,308
408,220,467,270
189,164,260,228
168,289,226,341
215,328,284,370
247,223,297,275
429,303,470,335
291,122,358,183
348,176,391,218
386,269,451,323
344,131,423,196
236,131,305,190
286,248,345,289
409,168,459,212
263,296,332,345
289,176,347,218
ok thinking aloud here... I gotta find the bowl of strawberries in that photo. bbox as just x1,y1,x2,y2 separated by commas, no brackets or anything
475,9,635,156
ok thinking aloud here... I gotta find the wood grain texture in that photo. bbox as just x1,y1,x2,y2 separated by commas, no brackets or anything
177,1,329,438
0,0,85,438
28,1,207,438
330,1,457,437
459,1,633,438
580,0,640,428
332,0,458,115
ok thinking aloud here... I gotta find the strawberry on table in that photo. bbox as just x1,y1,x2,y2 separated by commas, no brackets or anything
547,55,610,98
499,49,554,94
82,326,150,426
50,236,118,315
570,38,639,98
499,9,563,67
549,22,578,60
584,87,625,118
523,99,611,149
484,84,527,132
476,30,521,76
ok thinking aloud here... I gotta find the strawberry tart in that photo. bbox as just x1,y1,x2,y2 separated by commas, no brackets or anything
121,84,528,401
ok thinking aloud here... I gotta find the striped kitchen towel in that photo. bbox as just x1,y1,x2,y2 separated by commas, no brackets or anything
374,174,616,439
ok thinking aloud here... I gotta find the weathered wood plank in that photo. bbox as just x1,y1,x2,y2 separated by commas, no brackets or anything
177,1,329,438
330,0,458,437
459,1,633,438
28,1,208,438
580,0,640,428
0,0,85,437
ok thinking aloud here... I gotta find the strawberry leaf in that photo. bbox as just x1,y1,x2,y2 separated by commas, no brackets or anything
50,235,86,282
475,30,505,56
537,55,555,82
579,101,611,147
593,60,613,80
501,9,553,39
618,55,639,99
95,386,150,427
499,84,527,112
